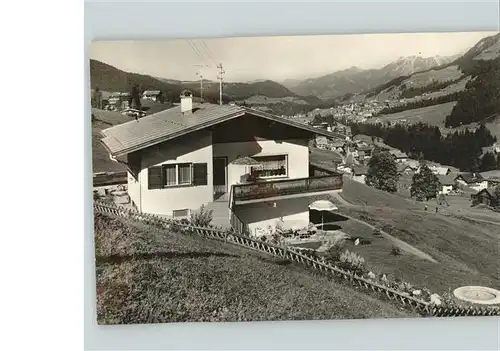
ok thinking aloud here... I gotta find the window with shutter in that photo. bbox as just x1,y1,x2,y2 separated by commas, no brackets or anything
148,166,163,189
162,164,177,186
178,163,192,185
193,163,208,186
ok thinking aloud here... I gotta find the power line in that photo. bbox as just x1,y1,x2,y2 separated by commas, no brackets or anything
217,63,225,106
188,40,206,63
198,40,217,66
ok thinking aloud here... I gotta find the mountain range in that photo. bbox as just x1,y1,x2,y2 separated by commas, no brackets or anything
281,54,461,100
90,59,323,105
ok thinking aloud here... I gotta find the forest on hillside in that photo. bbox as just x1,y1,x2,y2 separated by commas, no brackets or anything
349,122,498,172
445,58,500,127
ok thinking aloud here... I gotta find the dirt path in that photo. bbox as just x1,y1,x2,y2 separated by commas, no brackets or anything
330,192,439,263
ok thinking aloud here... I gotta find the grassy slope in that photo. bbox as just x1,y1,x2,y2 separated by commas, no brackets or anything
94,213,411,324
333,178,500,293
91,109,133,173
370,102,456,127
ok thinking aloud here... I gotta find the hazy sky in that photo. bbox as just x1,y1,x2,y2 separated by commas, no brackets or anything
90,31,497,82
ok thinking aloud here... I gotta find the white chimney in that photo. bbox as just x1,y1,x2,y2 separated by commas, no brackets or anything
180,90,193,114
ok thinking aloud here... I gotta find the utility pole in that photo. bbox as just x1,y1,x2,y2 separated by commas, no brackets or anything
192,64,208,102
196,71,204,102
217,63,225,106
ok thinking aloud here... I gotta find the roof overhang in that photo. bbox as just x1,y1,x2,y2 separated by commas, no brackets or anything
101,106,347,157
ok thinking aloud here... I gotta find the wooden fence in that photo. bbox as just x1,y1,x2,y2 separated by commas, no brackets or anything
93,201,500,318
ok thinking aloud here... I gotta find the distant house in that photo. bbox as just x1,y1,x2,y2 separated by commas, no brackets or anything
389,150,408,163
430,165,451,176
471,187,499,207
352,134,374,145
397,164,416,176
417,164,451,176
485,176,500,188
108,92,131,109
314,136,329,150
454,173,488,192
437,175,455,195
142,90,163,102
356,144,373,157
330,140,345,153
351,165,369,184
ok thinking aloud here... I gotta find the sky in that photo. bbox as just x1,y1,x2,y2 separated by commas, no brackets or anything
90,31,497,83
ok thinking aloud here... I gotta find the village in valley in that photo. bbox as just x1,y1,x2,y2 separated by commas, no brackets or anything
91,32,500,325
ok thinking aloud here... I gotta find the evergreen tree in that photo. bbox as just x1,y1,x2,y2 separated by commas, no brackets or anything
410,164,439,201
480,152,497,172
366,149,399,193
129,84,142,110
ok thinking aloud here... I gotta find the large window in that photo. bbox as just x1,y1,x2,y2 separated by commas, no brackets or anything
148,163,208,189
250,155,288,178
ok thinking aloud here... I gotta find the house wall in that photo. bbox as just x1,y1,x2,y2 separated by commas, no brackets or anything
127,171,140,209
134,131,214,216
470,181,488,192
213,139,310,191
439,185,453,195
233,197,312,237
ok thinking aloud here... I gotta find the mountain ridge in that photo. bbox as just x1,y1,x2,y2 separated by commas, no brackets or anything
283,54,460,100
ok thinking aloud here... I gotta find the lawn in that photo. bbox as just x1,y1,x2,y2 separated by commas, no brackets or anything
329,178,500,294
94,212,412,324
370,102,456,127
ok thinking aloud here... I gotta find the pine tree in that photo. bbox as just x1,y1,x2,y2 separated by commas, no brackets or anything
410,164,439,201
480,152,497,172
366,149,399,193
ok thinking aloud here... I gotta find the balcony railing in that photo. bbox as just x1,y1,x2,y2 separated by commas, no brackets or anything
232,174,343,203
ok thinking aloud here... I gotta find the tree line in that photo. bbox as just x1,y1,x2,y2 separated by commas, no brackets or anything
444,58,500,127
373,92,461,116
399,78,463,99
350,121,499,172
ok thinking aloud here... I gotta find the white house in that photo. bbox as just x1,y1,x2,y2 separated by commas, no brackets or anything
389,149,408,163
142,90,162,102
454,173,488,192
100,94,345,237
437,175,455,195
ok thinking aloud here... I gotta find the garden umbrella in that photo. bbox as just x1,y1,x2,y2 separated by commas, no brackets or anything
309,200,338,229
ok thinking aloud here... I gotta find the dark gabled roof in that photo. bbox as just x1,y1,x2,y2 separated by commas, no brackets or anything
486,176,500,183
352,165,369,176
397,164,415,173
437,175,455,186
352,134,373,144
101,103,346,157
475,187,498,199
389,149,408,158
455,172,485,184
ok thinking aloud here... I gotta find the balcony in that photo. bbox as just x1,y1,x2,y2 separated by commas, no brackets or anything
231,174,343,205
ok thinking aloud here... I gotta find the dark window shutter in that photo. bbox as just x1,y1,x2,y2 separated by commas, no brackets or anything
148,166,163,189
193,163,208,186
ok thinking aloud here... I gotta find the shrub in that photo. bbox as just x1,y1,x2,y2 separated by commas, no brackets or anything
390,245,402,256
191,205,213,227
325,233,348,261
339,250,366,273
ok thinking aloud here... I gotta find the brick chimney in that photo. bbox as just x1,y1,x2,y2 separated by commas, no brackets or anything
180,90,193,115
